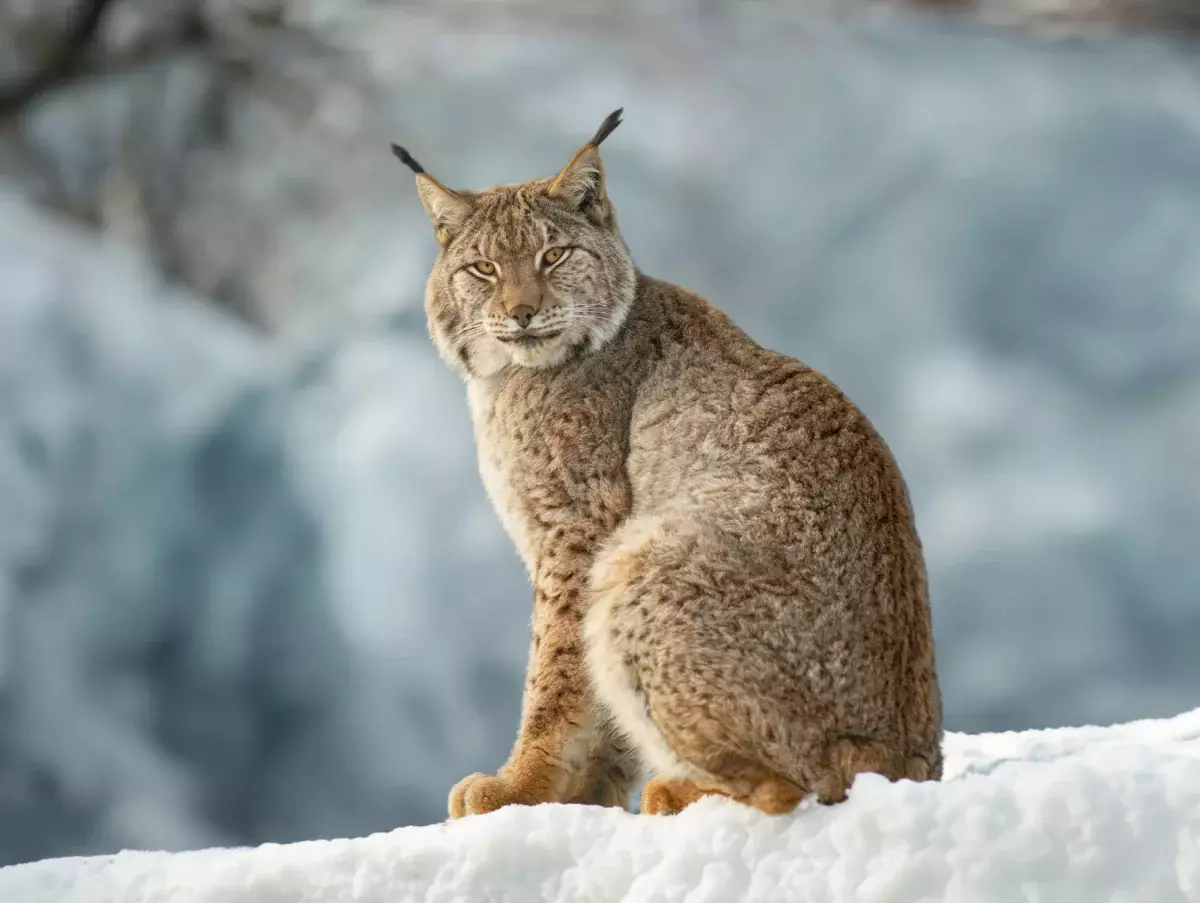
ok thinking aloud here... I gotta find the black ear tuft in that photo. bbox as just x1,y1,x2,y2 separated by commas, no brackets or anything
391,143,425,174
589,108,624,148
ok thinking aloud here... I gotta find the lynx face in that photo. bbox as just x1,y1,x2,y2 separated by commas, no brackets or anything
396,110,636,378
424,183,636,376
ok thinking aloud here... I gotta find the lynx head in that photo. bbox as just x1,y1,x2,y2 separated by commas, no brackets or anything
393,109,636,377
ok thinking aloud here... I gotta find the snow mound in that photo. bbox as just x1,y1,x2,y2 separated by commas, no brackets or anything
3,709,1198,903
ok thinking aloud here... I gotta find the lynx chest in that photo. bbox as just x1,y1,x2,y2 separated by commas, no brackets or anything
466,372,630,579
466,377,543,578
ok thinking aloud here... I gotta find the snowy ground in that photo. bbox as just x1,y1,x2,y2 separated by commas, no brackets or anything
3,708,1198,903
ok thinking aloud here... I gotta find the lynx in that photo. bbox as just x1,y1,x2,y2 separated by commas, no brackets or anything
392,109,943,819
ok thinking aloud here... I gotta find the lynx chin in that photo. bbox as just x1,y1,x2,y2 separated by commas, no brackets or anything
392,108,943,819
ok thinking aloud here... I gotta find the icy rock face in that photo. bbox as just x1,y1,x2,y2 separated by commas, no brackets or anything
0,189,260,861
0,193,390,862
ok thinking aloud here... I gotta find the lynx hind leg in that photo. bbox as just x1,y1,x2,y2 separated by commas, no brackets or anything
640,740,927,814
587,519,925,818
809,738,911,805
585,518,809,817
584,518,690,779
640,775,709,815
641,771,806,816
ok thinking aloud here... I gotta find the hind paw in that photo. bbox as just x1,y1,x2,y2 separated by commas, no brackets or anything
639,776,709,815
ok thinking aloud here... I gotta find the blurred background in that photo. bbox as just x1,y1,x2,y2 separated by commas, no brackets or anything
1,0,1198,869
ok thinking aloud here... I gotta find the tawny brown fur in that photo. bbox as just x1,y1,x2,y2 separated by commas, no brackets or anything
398,111,943,821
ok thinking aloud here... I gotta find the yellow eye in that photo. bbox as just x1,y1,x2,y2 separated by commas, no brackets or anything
471,261,496,277
542,247,567,266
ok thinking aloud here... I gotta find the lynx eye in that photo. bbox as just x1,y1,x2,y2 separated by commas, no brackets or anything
469,261,497,278
541,247,569,267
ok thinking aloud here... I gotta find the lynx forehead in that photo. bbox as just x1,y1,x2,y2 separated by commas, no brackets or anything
394,110,943,823
395,109,635,378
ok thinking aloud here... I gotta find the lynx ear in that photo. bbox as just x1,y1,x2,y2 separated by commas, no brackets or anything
391,143,472,246
546,108,623,217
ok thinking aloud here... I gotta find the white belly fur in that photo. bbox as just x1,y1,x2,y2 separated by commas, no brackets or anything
467,379,537,579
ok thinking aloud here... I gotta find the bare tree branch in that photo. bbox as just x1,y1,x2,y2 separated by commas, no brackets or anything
0,0,119,120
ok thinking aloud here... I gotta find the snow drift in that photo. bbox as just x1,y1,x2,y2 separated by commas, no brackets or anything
3,707,1197,903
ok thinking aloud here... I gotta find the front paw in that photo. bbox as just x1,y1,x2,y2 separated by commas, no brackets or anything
448,772,537,819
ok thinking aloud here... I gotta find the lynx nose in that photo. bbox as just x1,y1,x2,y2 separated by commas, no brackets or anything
509,305,536,329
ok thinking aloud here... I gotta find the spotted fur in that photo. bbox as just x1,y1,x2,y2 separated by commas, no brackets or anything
397,112,943,820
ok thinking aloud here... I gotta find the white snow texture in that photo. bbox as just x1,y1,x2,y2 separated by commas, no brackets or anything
3,708,1197,903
